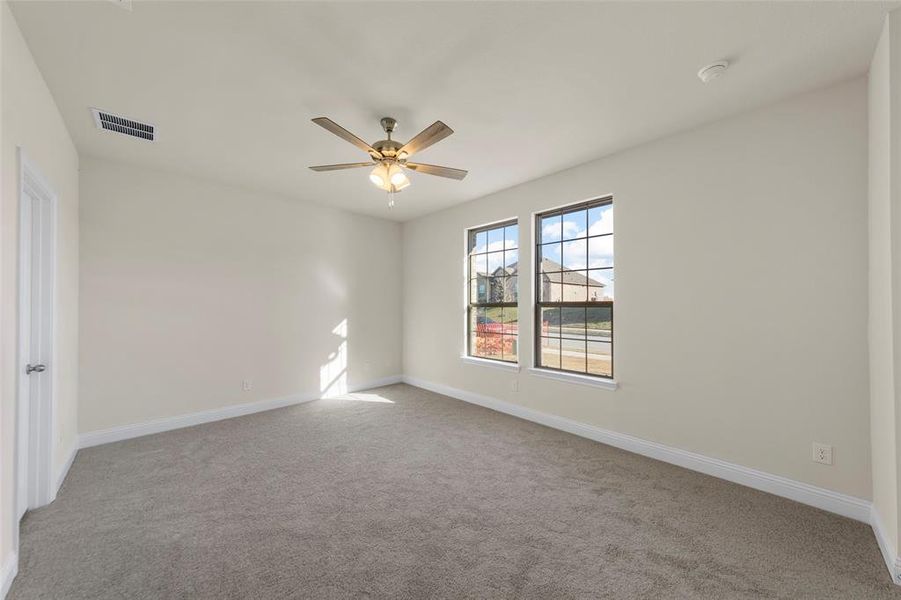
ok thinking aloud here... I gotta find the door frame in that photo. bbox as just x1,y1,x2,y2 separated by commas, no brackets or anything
15,148,59,534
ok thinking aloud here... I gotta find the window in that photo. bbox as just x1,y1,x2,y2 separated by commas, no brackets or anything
467,220,519,363
535,198,613,378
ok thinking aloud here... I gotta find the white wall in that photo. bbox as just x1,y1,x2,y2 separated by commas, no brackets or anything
78,157,402,434
404,78,871,500
1,0,79,573
869,15,900,562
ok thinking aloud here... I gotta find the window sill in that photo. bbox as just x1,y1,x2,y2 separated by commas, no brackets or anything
461,356,521,372
528,368,618,390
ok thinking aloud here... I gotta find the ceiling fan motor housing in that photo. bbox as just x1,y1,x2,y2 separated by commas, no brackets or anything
373,139,403,159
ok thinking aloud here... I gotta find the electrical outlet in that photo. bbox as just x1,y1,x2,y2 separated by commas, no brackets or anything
511,379,519,392
812,443,833,465
242,379,253,392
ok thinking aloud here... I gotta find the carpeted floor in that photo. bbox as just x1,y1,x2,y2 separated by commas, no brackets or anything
9,383,900,599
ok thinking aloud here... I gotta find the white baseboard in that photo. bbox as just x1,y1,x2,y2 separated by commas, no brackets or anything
871,506,901,585
53,444,78,498
352,375,404,390
1,551,18,600
79,375,403,449
78,393,315,448
402,376,872,523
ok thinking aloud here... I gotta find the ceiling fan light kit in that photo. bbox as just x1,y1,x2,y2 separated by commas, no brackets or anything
309,116,467,202
369,162,410,192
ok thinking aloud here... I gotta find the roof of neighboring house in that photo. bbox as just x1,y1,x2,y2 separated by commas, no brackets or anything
479,259,605,287
537,259,605,287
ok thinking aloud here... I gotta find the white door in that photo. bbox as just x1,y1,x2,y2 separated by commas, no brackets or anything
17,151,57,521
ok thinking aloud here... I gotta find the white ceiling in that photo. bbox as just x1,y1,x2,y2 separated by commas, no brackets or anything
9,1,897,221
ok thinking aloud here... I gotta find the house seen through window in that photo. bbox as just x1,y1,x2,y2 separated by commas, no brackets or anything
535,198,613,378
467,220,519,363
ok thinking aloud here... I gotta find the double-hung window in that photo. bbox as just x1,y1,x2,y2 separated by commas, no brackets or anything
467,220,519,363
535,198,613,378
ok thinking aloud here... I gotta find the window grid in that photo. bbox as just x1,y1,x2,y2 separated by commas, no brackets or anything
535,198,613,378
467,220,519,363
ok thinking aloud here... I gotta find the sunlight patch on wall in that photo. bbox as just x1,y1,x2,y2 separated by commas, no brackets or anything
320,319,347,398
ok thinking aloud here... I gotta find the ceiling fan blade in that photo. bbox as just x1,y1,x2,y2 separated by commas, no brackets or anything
403,162,468,180
311,117,382,158
309,162,373,171
398,121,453,158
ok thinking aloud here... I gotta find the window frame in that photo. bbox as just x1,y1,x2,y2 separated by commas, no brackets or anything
465,218,520,365
533,196,614,379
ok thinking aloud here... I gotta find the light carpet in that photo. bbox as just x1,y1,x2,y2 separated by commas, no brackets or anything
9,383,900,599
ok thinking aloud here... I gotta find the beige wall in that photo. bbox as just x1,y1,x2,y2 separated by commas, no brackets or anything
868,15,900,560
1,0,79,565
404,78,871,499
78,157,402,433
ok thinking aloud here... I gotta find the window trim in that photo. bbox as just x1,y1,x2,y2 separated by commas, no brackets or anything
528,367,618,390
461,355,522,372
464,218,520,365
533,196,614,379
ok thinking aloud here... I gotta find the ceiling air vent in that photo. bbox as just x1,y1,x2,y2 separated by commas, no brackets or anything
90,108,155,142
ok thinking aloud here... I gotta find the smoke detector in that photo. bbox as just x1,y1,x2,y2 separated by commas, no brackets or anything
697,61,729,84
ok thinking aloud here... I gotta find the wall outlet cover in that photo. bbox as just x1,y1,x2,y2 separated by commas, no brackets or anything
812,443,833,465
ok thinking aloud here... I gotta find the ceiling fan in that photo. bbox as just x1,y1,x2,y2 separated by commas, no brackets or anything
309,117,468,195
